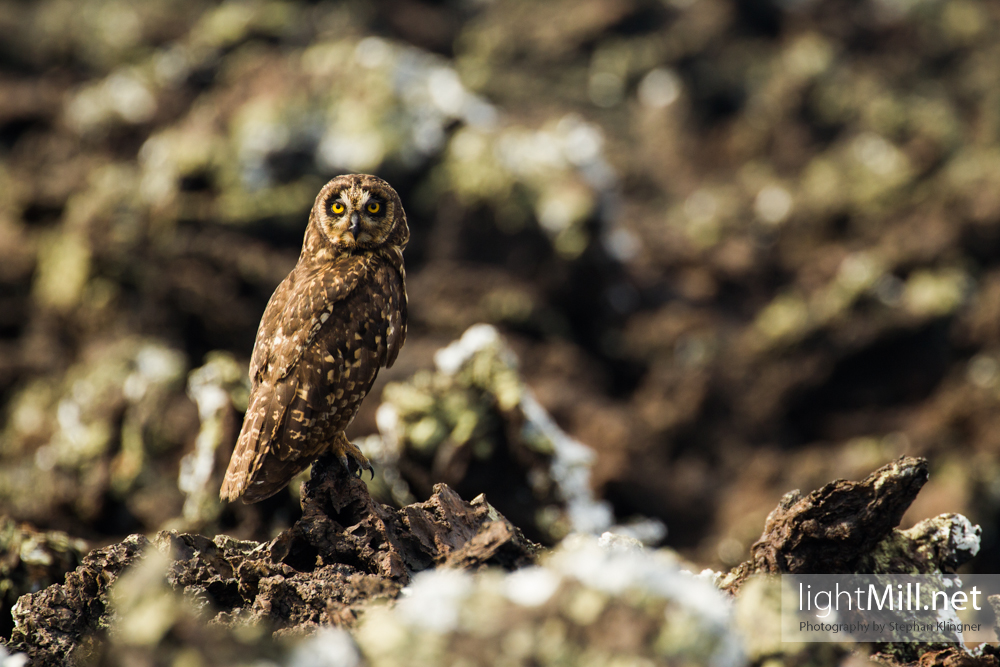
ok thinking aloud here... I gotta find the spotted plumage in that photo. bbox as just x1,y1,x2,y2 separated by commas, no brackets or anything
220,174,408,503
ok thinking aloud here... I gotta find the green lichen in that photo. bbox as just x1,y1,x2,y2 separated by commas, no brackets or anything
175,351,249,529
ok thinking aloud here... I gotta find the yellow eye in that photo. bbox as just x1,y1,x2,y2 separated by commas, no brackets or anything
331,202,345,214
367,202,381,214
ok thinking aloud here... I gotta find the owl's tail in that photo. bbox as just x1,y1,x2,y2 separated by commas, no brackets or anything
220,378,288,502
221,376,322,503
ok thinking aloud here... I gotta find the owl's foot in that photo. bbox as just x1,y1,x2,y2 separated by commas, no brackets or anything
330,433,374,480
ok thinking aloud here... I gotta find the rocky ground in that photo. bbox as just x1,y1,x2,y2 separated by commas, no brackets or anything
1,456,993,666
2,375,991,667
3,0,1000,664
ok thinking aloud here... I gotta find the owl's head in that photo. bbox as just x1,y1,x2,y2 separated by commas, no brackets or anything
309,174,409,255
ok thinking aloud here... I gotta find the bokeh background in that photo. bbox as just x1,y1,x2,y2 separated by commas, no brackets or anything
2,0,1000,622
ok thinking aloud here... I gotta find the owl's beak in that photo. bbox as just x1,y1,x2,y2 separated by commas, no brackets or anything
350,212,360,235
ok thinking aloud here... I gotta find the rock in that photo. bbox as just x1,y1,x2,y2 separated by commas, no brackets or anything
0,519,88,641
750,456,931,577
351,534,743,667
373,323,615,543
9,534,149,666
6,469,537,665
175,352,248,531
915,647,1000,667
0,339,192,535
277,455,538,581
4,456,991,667
720,457,985,594
721,457,985,667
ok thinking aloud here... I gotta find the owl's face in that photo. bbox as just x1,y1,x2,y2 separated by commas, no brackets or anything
311,174,407,253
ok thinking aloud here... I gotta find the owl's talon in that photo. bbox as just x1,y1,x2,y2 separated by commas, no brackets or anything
329,433,373,480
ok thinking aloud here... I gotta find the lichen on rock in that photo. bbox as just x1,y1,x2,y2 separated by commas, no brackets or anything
373,324,615,543
0,338,190,533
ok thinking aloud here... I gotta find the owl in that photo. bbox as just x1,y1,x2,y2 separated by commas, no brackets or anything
220,174,408,503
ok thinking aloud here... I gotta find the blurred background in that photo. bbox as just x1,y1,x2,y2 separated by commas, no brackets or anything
1,0,1000,624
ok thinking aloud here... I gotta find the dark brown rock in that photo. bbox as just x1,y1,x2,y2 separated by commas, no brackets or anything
0,519,88,641
720,456,985,666
6,468,538,665
750,456,929,575
276,454,539,581
8,534,149,667
911,647,1000,667
722,457,982,599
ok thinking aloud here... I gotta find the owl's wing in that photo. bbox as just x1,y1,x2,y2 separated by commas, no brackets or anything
221,256,406,502
248,254,370,383
380,252,407,369
266,259,405,461
221,254,368,502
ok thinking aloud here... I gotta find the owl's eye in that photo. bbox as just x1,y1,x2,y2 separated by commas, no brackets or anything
331,201,345,214
367,202,381,214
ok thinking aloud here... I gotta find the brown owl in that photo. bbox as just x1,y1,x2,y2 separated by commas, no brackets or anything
220,174,408,503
